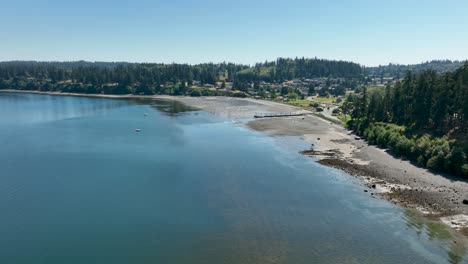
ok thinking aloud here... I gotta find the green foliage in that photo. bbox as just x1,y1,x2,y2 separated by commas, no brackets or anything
347,63,468,177
366,60,466,78
359,64,468,132
0,61,249,96
332,108,341,115
314,113,344,125
287,93,298,101
286,99,310,107
348,120,467,177
236,57,362,82
190,89,201,97
444,147,467,175
309,102,319,108
462,164,468,176
427,155,445,171
310,96,339,104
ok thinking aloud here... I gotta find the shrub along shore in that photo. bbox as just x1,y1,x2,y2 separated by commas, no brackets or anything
348,121,467,177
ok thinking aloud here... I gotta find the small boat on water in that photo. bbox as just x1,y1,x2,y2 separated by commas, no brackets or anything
134,129,141,132
144,113,148,116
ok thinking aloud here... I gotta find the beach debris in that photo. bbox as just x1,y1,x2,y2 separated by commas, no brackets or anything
134,129,141,132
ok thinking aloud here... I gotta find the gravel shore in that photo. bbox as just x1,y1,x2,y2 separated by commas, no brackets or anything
246,108,468,234
3,90,468,234
161,94,468,231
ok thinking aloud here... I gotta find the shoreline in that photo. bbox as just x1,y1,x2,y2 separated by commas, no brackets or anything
0,89,175,100
3,89,468,235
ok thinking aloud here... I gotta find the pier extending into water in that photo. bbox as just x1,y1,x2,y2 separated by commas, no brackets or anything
254,112,306,118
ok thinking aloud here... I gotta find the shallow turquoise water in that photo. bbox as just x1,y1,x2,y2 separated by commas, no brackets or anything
0,93,466,264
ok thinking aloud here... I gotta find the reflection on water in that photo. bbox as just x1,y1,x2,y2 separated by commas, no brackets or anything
404,210,467,264
0,93,127,124
122,97,199,116
148,99,198,116
0,92,467,264
0,93,198,123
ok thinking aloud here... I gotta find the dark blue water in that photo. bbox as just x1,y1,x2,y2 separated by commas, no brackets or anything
0,92,466,264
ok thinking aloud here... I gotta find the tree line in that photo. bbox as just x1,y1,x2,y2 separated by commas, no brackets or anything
236,57,362,83
0,58,362,95
0,61,247,91
366,60,466,79
347,63,468,177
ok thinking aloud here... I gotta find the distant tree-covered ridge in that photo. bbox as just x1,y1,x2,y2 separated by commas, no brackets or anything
235,57,362,82
347,62,468,177
0,61,247,92
2,59,468,177
2,59,466,96
0,58,363,96
365,60,466,79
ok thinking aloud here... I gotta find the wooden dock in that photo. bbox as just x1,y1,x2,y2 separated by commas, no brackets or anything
254,112,306,118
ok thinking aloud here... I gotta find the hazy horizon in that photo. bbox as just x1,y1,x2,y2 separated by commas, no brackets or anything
2,0,468,67
0,57,466,68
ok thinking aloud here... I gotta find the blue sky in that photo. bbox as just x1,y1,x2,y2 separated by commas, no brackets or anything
1,0,467,66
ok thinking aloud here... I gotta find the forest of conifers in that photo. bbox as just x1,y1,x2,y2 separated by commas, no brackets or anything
0,58,361,95
0,61,244,94
235,57,362,82
0,58,467,176
365,60,466,78
348,63,468,177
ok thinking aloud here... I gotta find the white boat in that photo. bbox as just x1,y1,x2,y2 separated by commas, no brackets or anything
144,113,148,116
134,129,141,132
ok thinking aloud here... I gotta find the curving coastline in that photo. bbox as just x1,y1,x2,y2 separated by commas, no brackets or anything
2,89,468,236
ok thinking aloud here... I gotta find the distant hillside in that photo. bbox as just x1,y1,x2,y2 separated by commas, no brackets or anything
0,60,130,69
365,60,466,78
235,57,362,82
0,60,251,95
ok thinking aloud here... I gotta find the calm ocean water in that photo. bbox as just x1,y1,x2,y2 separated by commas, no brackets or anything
0,92,466,264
